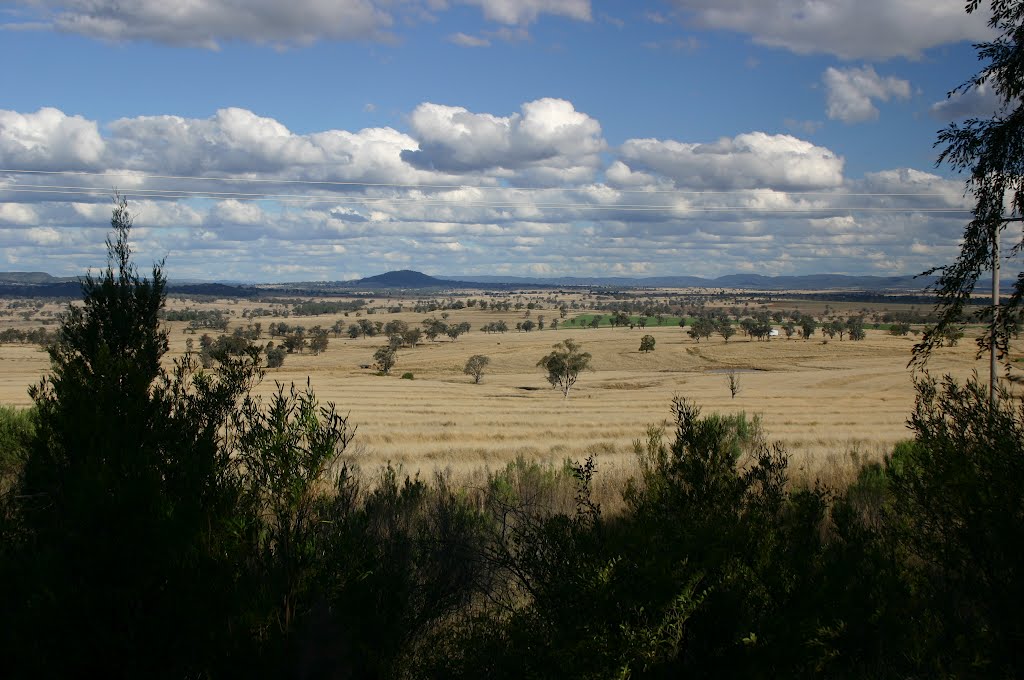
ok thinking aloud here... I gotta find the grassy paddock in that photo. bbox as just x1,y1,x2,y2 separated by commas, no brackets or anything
0,294,998,493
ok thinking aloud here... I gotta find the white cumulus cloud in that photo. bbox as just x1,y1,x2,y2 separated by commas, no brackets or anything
447,32,491,47
455,0,591,25
4,0,592,47
104,107,449,186
617,132,845,191
823,66,911,123
16,0,394,48
401,98,605,183
0,107,105,170
666,0,991,60
0,102,977,280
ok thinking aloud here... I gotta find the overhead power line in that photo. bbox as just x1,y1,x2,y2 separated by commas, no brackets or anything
0,167,965,198
1,184,971,214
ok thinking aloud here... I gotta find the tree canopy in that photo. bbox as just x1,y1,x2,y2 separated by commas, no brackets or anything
537,338,592,398
464,354,490,384
916,0,1024,367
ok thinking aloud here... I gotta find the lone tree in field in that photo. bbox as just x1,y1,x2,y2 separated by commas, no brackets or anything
373,345,397,375
727,370,741,399
537,338,592,399
463,354,490,384
639,335,656,353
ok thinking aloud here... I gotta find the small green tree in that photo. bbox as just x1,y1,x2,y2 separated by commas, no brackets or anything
688,316,716,342
266,344,286,368
537,338,592,398
282,332,307,354
464,354,491,384
309,329,329,355
639,335,656,353
374,345,397,375
889,321,912,336
847,316,866,341
403,328,422,347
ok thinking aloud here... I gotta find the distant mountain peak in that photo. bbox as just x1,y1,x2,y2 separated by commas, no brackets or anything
352,270,460,288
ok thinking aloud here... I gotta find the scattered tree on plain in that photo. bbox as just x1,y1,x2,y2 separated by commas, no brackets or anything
847,316,866,341
688,316,716,342
282,330,307,354
266,343,286,368
384,319,408,337
373,345,397,375
537,338,592,398
639,335,656,353
938,325,965,347
464,355,490,384
718,320,736,343
403,328,423,347
727,370,741,399
309,329,329,355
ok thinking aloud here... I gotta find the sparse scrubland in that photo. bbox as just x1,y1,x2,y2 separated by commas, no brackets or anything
1,203,1022,678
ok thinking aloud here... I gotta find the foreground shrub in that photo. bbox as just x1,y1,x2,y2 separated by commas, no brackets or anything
886,376,1024,676
0,405,34,491
420,399,831,679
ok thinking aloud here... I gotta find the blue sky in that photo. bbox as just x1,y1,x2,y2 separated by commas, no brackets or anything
0,1,1007,281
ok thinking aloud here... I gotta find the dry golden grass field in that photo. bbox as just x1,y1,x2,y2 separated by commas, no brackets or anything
0,294,1002,492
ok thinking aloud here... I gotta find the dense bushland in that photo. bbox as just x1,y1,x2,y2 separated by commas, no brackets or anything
1,204,1022,677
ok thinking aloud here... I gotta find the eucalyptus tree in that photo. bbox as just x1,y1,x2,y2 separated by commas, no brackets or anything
918,0,1024,393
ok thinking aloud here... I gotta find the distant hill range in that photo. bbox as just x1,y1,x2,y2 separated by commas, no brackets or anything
331,270,935,292
0,271,260,299
446,272,936,291
0,268,937,298
0,271,82,298
0,271,77,285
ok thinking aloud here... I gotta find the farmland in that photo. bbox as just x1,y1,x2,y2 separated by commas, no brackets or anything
0,290,994,489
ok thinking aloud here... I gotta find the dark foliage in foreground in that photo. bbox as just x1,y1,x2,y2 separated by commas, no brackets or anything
1,202,1022,678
